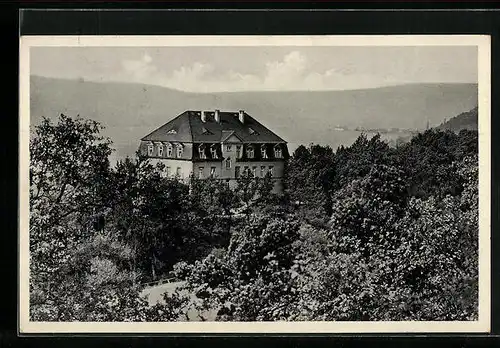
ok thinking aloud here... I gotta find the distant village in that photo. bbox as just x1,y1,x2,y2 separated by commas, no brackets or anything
333,126,424,134
334,118,440,134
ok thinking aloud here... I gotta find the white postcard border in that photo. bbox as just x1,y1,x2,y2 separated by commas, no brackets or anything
19,35,491,334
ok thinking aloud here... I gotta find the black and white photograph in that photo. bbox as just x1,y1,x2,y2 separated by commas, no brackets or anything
19,35,491,333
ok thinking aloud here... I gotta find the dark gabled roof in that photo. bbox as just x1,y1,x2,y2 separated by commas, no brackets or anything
141,111,193,142
141,110,286,144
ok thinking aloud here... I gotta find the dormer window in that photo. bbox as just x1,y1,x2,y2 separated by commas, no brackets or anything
157,143,164,157
176,144,183,158
199,144,206,159
166,143,173,157
274,145,283,159
261,144,268,159
248,127,258,135
210,145,218,159
147,143,154,156
246,145,254,159
167,129,177,134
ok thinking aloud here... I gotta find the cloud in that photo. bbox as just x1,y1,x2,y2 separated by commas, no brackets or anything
119,50,400,92
121,53,157,80
263,51,308,89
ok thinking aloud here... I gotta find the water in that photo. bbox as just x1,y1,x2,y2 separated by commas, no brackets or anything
108,130,416,166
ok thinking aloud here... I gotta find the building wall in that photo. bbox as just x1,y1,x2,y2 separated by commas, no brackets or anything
148,158,194,180
192,161,223,179
141,141,286,193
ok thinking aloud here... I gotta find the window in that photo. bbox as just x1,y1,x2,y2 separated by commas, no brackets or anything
261,145,268,159
166,166,171,177
158,144,164,157
274,145,283,159
236,145,242,159
235,166,241,178
226,145,232,152
198,167,204,179
210,167,216,177
268,166,274,177
225,158,231,169
199,144,206,159
244,166,249,176
252,166,257,177
176,145,183,158
246,145,254,159
167,129,177,134
176,167,182,177
166,144,173,157
147,144,154,156
210,145,218,159
260,166,266,177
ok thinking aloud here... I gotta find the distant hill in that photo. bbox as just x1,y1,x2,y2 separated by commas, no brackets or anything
29,75,478,162
437,106,478,132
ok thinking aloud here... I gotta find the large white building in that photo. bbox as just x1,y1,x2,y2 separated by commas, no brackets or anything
139,109,289,192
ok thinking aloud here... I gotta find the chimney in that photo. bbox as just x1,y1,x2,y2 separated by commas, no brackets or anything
238,110,245,124
215,109,220,123
201,111,207,123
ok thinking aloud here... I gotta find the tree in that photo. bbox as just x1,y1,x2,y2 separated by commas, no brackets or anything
285,144,336,224
329,164,408,257
388,154,478,320
30,114,113,300
334,133,394,190
29,114,190,321
180,215,302,321
393,129,478,198
293,155,479,321
31,230,190,321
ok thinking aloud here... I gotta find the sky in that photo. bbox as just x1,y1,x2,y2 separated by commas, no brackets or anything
30,46,478,93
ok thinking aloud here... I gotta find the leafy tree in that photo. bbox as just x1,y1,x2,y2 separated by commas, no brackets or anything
393,129,478,198
31,230,190,321
329,164,408,257
389,154,478,320
285,144,336,224
180,215,302,321
293,155,478,321
29,114,190,321
334,133,394,190
30,114,113,300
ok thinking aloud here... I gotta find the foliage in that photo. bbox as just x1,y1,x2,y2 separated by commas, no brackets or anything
179,140,478,322
393,129,478,198
29,114,191,321
180,215,303,321
30,113,479,322
293,154,479,321
30,114,113,293
31,231,190,321
285,144,336,225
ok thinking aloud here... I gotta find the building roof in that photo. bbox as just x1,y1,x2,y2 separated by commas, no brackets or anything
141,110,286,144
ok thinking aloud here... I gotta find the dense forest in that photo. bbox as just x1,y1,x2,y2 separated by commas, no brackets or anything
29,113,479,322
